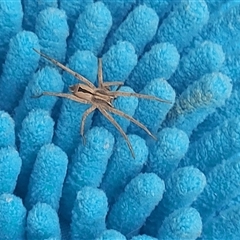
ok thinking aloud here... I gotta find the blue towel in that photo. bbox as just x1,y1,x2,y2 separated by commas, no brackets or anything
0,1,240,239
26,202,61,240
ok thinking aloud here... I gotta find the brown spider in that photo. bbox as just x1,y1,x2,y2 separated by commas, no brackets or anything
33,49,171,158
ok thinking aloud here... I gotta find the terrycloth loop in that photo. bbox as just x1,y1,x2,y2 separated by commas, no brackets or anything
0,1,240,239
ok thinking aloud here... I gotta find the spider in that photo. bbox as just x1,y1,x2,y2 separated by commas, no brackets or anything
33,49,171,158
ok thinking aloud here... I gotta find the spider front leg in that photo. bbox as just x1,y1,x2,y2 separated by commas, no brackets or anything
110,91,172,104
96,58,124,92
102,81,124,90
33,48,95,89
97,58,104,88
97,58,124,90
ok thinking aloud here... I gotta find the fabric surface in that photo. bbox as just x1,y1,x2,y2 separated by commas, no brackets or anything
0,1,239,239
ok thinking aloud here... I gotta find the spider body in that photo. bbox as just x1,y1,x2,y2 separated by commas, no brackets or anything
33,49,171,158
69,84,114,107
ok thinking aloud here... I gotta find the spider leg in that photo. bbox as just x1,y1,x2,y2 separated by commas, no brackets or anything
110,91,172,104
102,81,124,90
80,105,96,144
34,91,90,104
97,59,124,90
115,83,123,92
96,57,124,90
106,106,157,141
33,48,95,89
100,81,124,94
98,107,135,158
97,58,104,88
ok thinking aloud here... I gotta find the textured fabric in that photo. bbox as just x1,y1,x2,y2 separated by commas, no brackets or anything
0,1,239,239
